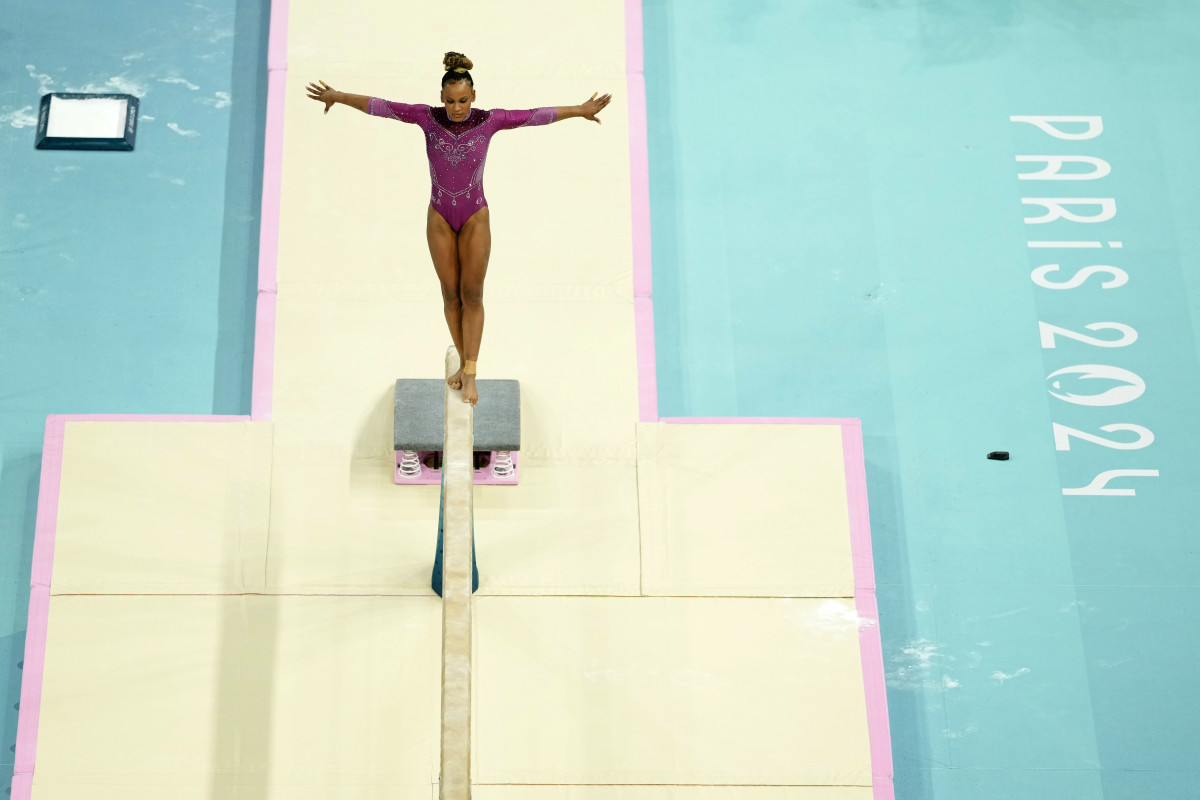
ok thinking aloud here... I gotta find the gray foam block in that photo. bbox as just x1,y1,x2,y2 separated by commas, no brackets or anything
394,378,520,451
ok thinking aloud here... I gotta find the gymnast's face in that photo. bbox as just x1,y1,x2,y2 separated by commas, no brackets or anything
441,81,476,121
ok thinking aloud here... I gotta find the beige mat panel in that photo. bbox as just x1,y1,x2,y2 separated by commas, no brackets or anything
473,597,872,786
472,460,640,595
266,441,640,595
31,787,436,800
637,423,855,597
271,290,638,462
265,439,441,593
284,0,625,75
51,421,273,595
33,595,440,795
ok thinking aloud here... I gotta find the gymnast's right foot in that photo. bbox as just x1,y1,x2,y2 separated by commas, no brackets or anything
448,363,464,390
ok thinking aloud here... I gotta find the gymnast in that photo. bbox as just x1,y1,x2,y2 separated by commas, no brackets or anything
306,52,612,405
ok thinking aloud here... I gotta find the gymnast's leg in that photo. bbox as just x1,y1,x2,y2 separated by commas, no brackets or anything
426,205,466,389
457,206,492,406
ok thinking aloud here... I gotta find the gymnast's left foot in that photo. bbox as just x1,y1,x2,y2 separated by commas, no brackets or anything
461,373,478,406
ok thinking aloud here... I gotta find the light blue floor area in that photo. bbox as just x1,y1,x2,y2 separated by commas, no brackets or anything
0,2,269,792
644,1,1200,798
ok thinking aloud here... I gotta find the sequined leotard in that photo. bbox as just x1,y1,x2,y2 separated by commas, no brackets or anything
368,97,558,232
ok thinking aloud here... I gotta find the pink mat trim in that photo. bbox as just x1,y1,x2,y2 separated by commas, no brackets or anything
252,291,277,421
254,0,287,419
257,69,286,297
267,0,289,72
625,0,657,425
29,417,65,590
857,592,896,799
14,586,49,780
625,0,644,76
253,12,288,421
661,415,858,426
627,73,651,301
840,421,879,594
634,297,658,423
840,421,894,794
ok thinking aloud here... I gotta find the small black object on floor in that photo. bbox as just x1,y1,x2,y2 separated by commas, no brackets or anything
987,451,1010,461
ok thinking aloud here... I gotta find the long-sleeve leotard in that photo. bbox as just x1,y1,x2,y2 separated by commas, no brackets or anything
368,97,557,231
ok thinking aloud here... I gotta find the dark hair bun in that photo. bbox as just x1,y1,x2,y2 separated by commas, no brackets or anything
443,52,474,74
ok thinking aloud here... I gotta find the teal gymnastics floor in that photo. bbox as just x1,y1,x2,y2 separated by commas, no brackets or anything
3,1,1200,797
645,1,1200,796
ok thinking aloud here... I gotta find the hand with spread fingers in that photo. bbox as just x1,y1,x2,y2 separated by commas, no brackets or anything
580,92,613,124
306,80,339,114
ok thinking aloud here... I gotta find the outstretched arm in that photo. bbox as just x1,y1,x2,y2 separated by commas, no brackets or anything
306,80,369,113
555,92,613,124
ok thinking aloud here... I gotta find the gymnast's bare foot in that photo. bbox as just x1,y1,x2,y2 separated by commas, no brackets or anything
447,363,464,390
461,373,478,406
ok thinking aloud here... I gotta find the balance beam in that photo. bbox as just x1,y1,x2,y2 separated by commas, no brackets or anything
439,346,474,800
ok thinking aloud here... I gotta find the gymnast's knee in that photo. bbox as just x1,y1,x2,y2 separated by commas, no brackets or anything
440,283,461,305
460,284,484,309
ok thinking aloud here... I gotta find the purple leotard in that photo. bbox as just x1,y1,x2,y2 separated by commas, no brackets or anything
368,97,558,232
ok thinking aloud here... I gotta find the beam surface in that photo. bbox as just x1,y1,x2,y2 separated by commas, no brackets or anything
440,347,475,800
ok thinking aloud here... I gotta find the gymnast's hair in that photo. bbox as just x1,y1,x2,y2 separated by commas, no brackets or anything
442,52,474,88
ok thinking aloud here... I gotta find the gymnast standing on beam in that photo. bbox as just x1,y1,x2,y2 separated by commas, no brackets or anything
306,52,612,406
